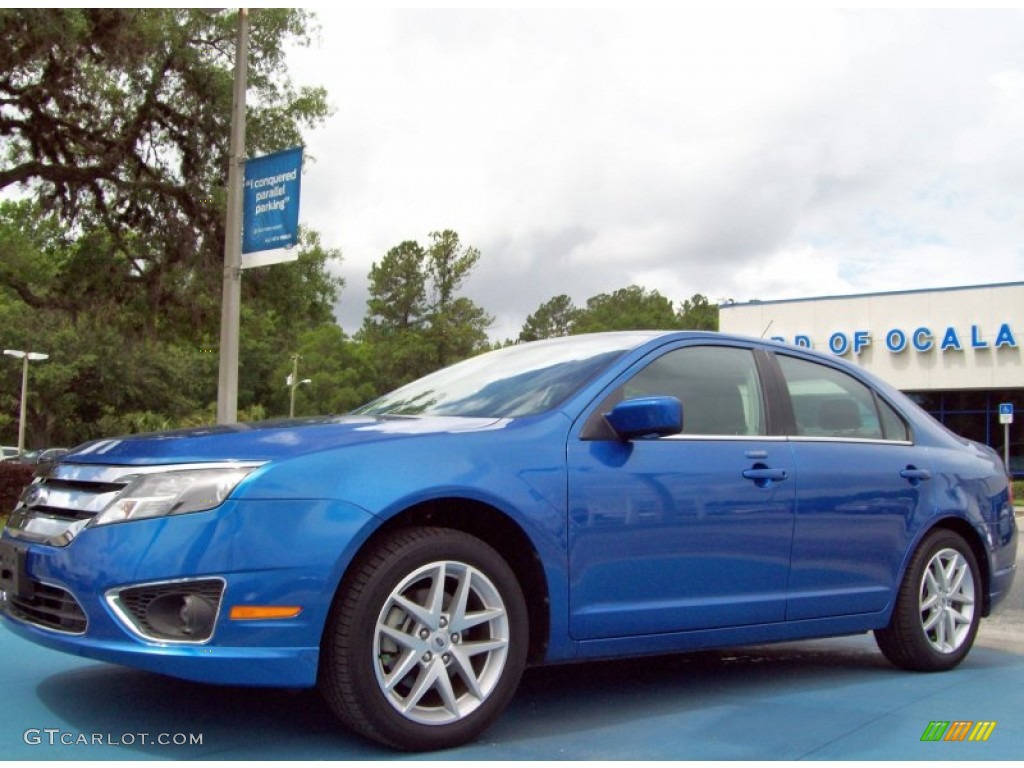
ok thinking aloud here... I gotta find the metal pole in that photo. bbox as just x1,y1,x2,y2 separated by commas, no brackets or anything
17,355,28,454
1006,423,1011,471
5,349,47,453
216,8,249,424
289,354,300,418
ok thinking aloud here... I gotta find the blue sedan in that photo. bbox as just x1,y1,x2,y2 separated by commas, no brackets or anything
0,331,1017,750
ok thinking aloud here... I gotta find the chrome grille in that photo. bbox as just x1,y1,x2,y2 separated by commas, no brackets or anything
5,464,135,546
4,461,255,547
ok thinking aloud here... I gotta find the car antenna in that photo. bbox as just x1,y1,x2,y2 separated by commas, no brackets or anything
760,320,773,338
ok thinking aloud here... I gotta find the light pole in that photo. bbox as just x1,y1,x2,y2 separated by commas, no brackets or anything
4,349,49,454
216,7,249,425
287,354,311,418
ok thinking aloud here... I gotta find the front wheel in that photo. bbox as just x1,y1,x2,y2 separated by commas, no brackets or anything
875,529,981,671
319,527,528,751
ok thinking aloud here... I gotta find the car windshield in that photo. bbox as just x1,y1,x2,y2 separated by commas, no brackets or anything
354,333,657,418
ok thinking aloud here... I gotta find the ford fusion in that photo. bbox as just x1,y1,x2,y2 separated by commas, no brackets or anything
0,332,1017,750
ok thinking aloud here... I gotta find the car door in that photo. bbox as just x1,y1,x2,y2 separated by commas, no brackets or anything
772,352,937,620
567,343,796,640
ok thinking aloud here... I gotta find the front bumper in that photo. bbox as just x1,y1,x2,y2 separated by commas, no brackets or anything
0,497,376,687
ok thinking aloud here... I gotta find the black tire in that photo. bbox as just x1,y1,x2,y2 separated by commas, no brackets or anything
875,529,981,672
319,526,529,751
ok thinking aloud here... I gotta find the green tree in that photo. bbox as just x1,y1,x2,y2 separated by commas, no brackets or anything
573,286,680,334
363,241,428,333
0,308,215,447
359,231,492,392
0,8,330,340
425,230,491,367
275,325,377,417
235,228,345,414
519,294,577,342
359,241,434,392
676,293,719,330
0,206,343,446
437,296,491,364
0,9,345,443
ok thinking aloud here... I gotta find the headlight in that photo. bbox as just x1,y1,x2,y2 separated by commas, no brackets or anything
91,466,259,527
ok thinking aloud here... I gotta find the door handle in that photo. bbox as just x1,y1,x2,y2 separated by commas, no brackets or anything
742,466,788,488
900,467,932,485
742,468,789,481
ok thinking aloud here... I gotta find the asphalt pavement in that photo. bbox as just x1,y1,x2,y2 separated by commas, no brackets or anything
1,539,1021,761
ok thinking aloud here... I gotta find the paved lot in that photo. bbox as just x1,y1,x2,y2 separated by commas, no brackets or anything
2,527,1020,761
0,624,1020,761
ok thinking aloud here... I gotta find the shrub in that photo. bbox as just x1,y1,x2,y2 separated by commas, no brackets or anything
0,462,34,525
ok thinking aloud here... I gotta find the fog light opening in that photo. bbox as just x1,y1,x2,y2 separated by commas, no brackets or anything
180,594,218,637
145,592,217,640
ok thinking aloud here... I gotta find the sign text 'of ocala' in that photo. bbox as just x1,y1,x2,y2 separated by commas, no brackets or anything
771,323,1018,356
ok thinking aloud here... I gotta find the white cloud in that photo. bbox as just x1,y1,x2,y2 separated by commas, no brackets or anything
286,9,1024,340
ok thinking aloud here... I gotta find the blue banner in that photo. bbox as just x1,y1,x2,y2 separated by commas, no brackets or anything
242,146,302,254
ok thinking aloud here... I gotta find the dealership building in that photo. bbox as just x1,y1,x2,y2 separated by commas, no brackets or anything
719,281,1023,477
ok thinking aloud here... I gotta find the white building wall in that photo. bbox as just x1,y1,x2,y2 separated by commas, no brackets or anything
719,283,1024,391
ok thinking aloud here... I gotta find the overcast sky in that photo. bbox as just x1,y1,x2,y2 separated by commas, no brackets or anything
284,8,1024,340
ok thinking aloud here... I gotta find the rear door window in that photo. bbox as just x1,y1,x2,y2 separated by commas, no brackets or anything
776,354,909,441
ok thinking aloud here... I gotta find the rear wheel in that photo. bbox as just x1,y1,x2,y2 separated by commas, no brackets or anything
875,529,981,671
319,527,528,751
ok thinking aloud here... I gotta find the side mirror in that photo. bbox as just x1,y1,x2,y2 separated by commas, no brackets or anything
604,396,682,440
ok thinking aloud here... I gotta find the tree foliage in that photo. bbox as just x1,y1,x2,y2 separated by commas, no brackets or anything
0,200,343,447
0,8,327,213
425,230,490,368
676,293,719,330
276,325,377,418
519,294,576,342
573,286,679,333
360,230,492,393
0,9,345,448
520,289,719,340
0,8,330,338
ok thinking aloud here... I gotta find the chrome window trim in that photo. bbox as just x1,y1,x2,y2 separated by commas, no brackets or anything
787,437,915,446
651,434,914,446
659,434,787,442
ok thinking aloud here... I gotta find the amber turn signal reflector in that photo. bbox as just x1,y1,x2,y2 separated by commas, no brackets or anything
229,605,302,620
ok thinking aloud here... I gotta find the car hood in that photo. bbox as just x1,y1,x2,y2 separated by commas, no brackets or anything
61,415,505,466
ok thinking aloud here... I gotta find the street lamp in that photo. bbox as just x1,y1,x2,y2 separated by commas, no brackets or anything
3,349,49,454
286,353,311,418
